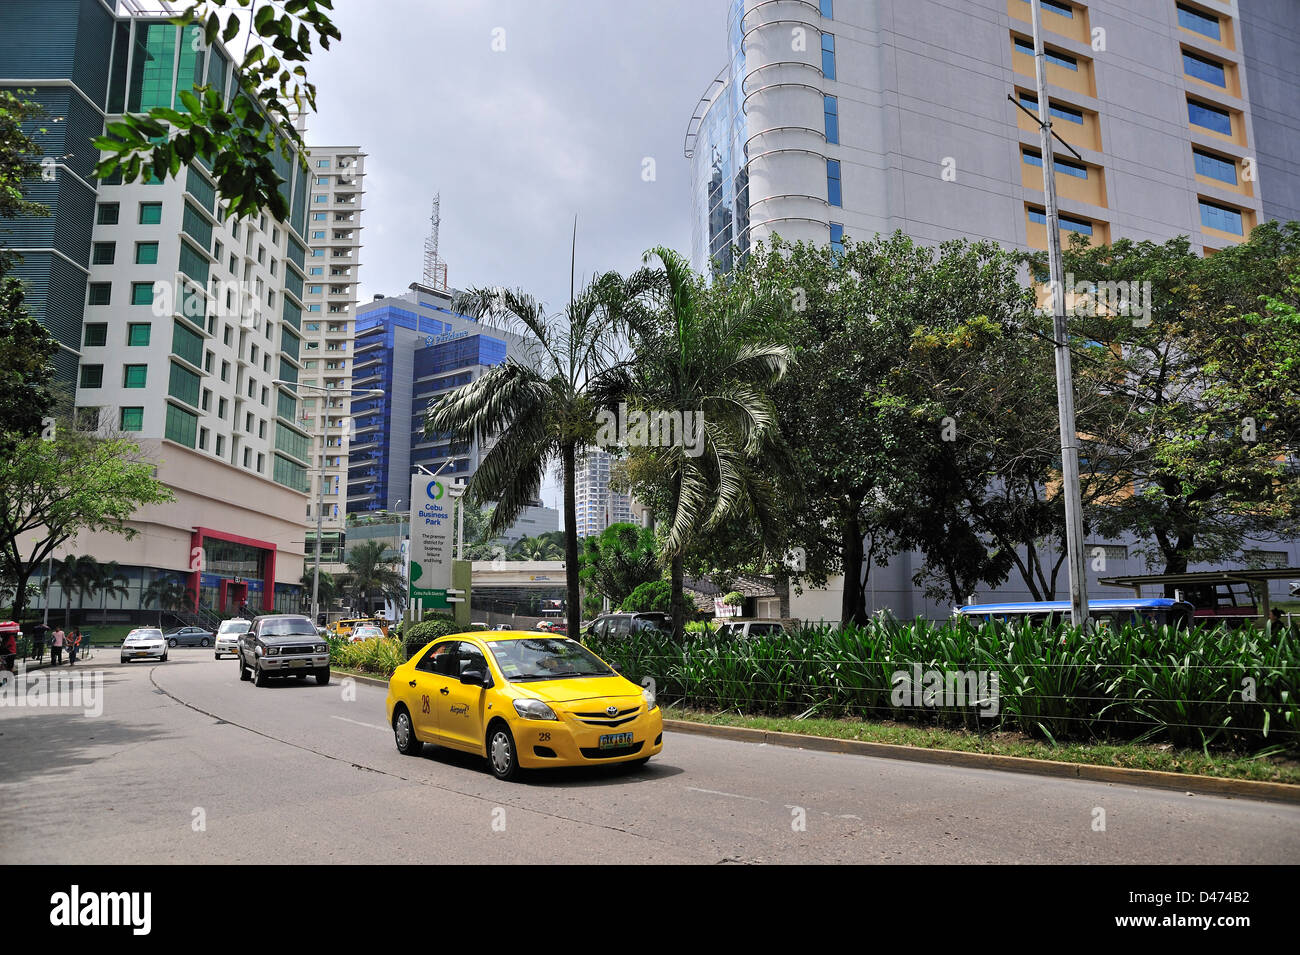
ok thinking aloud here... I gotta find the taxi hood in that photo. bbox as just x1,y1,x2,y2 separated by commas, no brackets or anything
511,675,642,705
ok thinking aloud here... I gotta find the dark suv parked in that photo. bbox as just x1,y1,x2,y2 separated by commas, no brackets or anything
238,614,331,687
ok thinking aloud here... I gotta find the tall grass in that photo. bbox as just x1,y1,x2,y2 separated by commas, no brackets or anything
587,620,1299,753
329,636,404,675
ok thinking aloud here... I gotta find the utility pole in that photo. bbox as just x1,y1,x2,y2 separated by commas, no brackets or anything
311,441,324,625
1029,0,1090,629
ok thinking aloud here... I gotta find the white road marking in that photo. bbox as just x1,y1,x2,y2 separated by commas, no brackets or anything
686,786,768,803
331,715,386,731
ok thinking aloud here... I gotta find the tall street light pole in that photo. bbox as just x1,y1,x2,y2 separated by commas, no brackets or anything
1029,0,1090,628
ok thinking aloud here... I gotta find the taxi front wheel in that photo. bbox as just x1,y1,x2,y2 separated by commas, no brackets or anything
393,707,422,756
487,722,521,782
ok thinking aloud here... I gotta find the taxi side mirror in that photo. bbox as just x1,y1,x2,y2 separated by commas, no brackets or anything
460,669,492,688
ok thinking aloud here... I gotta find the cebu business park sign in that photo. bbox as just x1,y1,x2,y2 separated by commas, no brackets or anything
409,475,454,609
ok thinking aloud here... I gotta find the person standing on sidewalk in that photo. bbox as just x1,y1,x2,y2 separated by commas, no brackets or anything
50,627,64,666
30,622,47,664
67,628,81,665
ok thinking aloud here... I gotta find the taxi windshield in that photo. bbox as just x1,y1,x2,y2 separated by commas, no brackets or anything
486,638,613,682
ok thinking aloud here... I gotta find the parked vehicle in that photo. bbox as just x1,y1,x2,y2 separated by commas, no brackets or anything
955,598,1194,630
121,628,168,663
330,617,389,640
348,624,386,643
584,612,671,640
534,619,567,634
214,618,250,659
386,633,661,780
164,626,212,647
713,619,788,640
238,614,331,686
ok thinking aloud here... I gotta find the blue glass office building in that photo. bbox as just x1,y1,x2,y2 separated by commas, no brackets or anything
348,290,509,514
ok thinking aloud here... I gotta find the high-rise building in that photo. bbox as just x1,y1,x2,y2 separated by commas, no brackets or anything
574,448,633,538
299,145,365,574
688,0,1300,275
347,284,557,535
1,0,318,620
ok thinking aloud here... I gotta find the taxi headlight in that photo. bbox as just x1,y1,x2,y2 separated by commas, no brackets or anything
642,686,657,711
512,698,558,721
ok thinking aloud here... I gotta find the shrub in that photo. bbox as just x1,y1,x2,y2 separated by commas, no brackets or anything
722,591,744,607
403,615,463,660
622,580,672,614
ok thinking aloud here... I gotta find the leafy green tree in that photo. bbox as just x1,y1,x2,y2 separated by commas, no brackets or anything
619,247,791,638
0,431,173,626
508,534,564,561
621,579,672,614
0,89,51,226
1050,223,1300,576
93,1,341,221
427,259,645,640
345,539,405,615
300,568,337,609
578,522,661,612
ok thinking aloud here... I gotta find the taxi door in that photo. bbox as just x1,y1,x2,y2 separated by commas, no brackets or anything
432,640,490,753
408,641,457,741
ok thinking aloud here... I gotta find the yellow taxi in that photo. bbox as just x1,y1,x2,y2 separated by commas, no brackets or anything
385,631,662,780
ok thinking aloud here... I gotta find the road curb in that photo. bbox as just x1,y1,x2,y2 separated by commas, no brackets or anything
662,719,1300,805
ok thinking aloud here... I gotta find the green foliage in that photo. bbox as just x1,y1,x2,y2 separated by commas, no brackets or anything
402,614,462,660
721,591,744,607
621,580,672,614
587,619,1300,752
329,635,404,675
0,431,173,624
578,522,661,609
0,89,50,228
92,1,341,221
345,539,404,612
508,533,564,560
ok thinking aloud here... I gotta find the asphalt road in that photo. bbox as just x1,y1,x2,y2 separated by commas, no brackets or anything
2,652,1297,864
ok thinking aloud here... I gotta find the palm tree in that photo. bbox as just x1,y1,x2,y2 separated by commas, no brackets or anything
301,569,337,611
508,535,564,561
50,554,97,631
91,560,130,624
427,236,647,638
345,540,405,616
143,575,192,627
623,247,792,638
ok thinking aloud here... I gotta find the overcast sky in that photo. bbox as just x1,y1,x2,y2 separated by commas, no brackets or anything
306,0,731,310
298,0,731,516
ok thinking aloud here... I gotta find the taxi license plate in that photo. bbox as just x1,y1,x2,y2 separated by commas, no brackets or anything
599,733,634,749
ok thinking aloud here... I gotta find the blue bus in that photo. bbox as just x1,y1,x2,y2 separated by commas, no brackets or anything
955,598,1194,630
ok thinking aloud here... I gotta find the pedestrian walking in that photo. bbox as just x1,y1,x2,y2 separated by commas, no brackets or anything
31,622,47,664
50,627,64,666
68,628,81,665
1,624,17,674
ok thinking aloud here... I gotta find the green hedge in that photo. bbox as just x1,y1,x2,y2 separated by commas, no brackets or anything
585,619,1300,752
403,615,461,660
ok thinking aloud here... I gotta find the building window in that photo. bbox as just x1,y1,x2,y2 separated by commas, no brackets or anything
120,407,144,432
135,241,159,265
312,231,325,240
131,282,155,306
314,195,327,203
218,397,228,419
88,283,112,306
92,242,116,265
821,32,836,80
1029,206,1094,236
199,427,209,450
1193,148,1237,184
1014,37,1078,70
312,212,327,222
1177,3,1221,41
216,434,225,456
826,159,842,207
1183,50,1226,87
221,360,230,383
1188,98,1232,135
1023,149,1088,178
1018,92,1084,125
201,388,211,411
79,365,103,389
138,202,163,225
829,222,844,258
1018,0,1073,17
127,323,151,346
824,94,839,144
84,323,108,347
310,267,324,275
316,159,330,168
123,364,148,388
96,203,120,225
1199,199,1243,235
820,0,833,16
